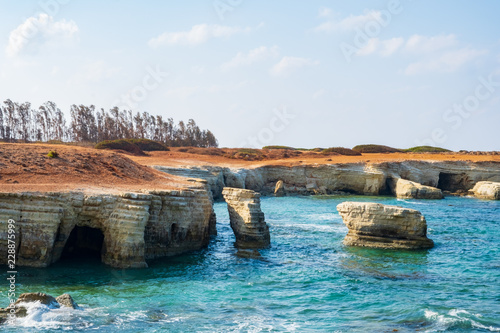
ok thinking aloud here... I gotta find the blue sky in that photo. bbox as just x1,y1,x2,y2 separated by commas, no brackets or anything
1,0,499,150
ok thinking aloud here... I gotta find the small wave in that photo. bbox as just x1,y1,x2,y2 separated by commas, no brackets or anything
424,309,500,332
7,301,91,330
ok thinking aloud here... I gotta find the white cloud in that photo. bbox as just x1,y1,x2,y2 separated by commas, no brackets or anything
404,48,487,75
148,23,261,47
357,37,404,56
270,56,319,77
404,34,458,53
314,10,382,33
318,7,333,18
221,46,278,70
6,13,78,57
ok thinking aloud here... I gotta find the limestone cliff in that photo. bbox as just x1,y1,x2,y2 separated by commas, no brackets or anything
222,187,270,249
156,160,500,198
0,187,214,268
337,202,434,249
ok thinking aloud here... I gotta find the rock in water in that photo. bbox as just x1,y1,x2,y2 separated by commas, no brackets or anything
14,293,58,307
274,180,285,197
471,181,500,200
222,187,271,249
56,294,79,309
336,202,434,249
394,178,443,199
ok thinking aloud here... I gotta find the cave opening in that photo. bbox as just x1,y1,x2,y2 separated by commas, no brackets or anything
437,172,468,192
61,226,105,260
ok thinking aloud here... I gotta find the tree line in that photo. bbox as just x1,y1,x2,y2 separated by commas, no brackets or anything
0,99,218,147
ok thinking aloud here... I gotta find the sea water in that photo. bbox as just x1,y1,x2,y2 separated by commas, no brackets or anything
2,196,500,332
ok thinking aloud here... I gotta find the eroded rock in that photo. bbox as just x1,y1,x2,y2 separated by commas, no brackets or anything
222,187,270,249
471,181,500,200
337,202,434,250
393,178,443,199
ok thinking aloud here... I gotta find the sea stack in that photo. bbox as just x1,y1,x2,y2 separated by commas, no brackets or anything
336,202,434,249
222,187,270,249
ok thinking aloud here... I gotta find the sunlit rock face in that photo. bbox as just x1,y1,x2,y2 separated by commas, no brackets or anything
471,181,500,200
0,188,214,268
222,187,270,249
337,202,434,250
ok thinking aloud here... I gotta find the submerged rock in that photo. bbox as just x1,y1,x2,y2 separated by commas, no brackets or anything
222,187,270,249
394,178,443,199
337,202,434,250
471,181,500,200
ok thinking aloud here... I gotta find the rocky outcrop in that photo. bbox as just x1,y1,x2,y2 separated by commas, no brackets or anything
0,187,214,268
0,293,78,324
156,161,500,198
222,187,270,249
274,180,285,197
337,202,434,249
392,178,443,199
471,181,500,200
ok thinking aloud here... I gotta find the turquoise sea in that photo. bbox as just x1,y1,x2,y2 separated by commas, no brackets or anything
2,196,500,332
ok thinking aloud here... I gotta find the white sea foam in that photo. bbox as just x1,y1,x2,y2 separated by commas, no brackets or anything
7,301,91,330
424,308,500,332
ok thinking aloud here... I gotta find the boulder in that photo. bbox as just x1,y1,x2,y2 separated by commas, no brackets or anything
222,187,270,249
394,178,443,199
0,293,79,324
471,181,500,200
274,180,285,197
337,202,434,249
56,294,79,309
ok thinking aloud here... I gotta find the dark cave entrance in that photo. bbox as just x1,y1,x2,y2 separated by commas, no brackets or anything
437,172,469,192
61,226,105,260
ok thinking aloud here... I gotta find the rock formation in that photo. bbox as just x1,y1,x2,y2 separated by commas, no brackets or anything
0,188,214,269
392,178,444,199
222,187,270,249
337,202,434,249
471,181,500,200
156,160,500,198
274,180,285,197
0,293,79,324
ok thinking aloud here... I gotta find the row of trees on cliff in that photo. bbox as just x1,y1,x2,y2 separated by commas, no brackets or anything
0,99,218,147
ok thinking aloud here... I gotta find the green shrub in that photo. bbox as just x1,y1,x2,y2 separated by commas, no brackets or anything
125,138,169,151
352,144,402,153
404,146,452,153
95,139,145,155
262,145,296,150
47,150,59,158
322,147,361,156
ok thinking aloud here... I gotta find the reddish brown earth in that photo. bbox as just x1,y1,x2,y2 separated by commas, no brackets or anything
1,143,499,193
0,143,190,193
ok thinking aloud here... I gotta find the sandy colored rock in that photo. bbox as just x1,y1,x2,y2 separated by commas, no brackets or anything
56,294,78,309
393,178,443,199
222,187,270,249
337,202,434,249
0,188,215,269
274,180,285,197
471,181,500,200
